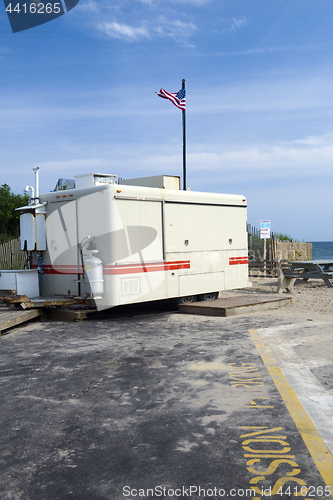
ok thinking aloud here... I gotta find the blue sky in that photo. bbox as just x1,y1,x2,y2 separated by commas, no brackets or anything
1,0,333,241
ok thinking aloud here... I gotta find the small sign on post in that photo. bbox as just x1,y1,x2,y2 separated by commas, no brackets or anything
260,220,270,239
260,220,270,273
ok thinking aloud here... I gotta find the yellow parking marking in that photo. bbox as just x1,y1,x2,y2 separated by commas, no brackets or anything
249,329,333,491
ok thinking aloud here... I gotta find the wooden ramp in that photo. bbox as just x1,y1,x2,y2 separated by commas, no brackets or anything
178,295,291,317
0,295,93,326
0,306,43,336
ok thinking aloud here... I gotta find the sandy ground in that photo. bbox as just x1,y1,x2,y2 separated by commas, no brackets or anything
217,276,333,316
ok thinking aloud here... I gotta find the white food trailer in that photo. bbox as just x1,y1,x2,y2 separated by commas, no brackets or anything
18,172,249,311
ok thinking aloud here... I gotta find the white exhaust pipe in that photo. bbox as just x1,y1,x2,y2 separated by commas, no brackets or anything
33,166,40,203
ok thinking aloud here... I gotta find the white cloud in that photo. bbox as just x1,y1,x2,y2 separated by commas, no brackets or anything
218,17,248,34
185,134,333,184
290,133,333,147
96,133,333,186
230,17,247,30
75,0,198,43
97,21,150,41
154,16,197,41
94,16,197,43
44,134,332,186
214,44,324,57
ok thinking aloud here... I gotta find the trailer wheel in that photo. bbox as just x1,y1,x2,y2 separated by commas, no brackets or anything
199,292,219,301
178,295,197,304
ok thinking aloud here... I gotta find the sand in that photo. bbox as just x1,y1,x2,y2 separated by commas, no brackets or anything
218,276,333,316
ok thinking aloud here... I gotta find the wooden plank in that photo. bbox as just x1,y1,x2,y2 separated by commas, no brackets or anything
292,272,333,279
45,309,89,322
34,298,86,307
249,261,276,266
0,308,43,335
178,296,292,317
1,295,33,307
1,295,86,308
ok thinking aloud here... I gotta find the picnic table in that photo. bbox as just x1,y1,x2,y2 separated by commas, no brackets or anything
277,260,333,293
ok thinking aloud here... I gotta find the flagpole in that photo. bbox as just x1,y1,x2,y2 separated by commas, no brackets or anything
182,78,186,190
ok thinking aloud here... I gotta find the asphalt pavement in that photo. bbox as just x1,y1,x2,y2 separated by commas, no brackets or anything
0,302,332,500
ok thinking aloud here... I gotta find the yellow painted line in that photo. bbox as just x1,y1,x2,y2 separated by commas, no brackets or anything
249,329,333,491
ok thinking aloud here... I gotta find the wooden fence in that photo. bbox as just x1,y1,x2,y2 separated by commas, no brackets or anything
249,239,312,262
271,240,312,261
0,238,26,270
248,225,312,262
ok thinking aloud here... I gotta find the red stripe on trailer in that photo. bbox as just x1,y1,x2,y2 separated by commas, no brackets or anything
229,257,248,265
104,263,163,275
103,260,191,275
41,261,191,275
164,261,190,271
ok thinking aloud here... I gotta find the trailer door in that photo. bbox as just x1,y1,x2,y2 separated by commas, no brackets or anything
116,199,164,263
115,198,166,302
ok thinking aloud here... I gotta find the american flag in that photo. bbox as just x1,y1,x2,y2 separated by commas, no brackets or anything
156,87,186,110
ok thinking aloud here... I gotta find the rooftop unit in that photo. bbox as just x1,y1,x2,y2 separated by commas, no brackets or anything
119,175,180,190
75,173,117,189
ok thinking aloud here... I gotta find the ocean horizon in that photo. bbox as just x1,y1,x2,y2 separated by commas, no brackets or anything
310,241,333,260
